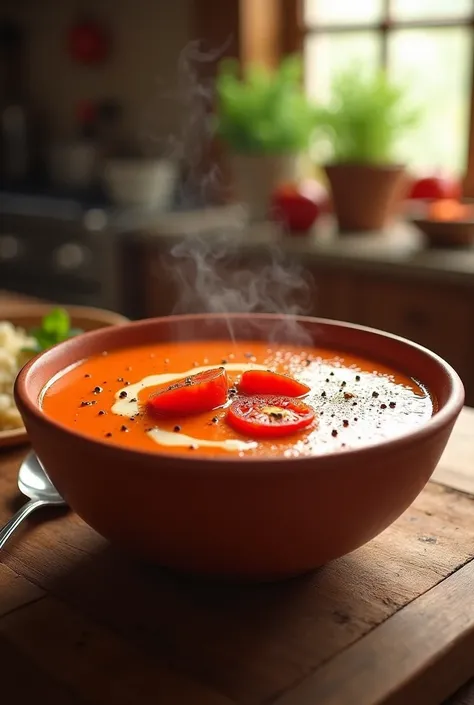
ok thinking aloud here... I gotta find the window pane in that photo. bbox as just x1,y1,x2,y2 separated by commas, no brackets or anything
304,32,381,101
391,0,473,21
304,0,384,26
388,28,473,175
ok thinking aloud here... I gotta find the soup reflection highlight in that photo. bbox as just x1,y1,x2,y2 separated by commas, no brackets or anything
41,340,435,458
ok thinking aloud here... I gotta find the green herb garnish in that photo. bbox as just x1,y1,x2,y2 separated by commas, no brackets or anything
24,308,83,353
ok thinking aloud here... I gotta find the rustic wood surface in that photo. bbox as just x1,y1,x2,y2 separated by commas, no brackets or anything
1,291,474,705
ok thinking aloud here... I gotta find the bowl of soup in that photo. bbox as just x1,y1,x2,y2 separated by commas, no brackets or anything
14,314,464,579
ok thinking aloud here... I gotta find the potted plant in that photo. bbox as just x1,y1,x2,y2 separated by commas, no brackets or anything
216,56,316,219
313,68,419,232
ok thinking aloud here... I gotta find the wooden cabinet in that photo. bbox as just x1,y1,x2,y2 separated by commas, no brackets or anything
355,278,474,400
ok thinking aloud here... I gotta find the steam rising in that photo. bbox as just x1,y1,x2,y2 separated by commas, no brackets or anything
163,42,316,345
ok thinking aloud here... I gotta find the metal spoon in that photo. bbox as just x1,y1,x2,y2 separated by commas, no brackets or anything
0,452,66,550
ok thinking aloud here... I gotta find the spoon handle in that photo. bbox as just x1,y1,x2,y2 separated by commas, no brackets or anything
0,499,49,550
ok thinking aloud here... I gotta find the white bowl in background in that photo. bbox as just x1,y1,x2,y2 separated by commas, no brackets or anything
103,158,178,210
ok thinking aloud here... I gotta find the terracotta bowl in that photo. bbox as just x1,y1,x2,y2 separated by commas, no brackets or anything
411,217,474,248
0,303,129,449
14,314,464,580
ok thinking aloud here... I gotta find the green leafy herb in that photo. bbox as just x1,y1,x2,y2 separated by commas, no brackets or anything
312,66,420,165
215,55,317,154
24,308,83,353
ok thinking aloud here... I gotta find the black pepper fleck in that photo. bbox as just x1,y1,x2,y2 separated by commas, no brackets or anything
129,398,137,403
341,381,347,387
105,432,112,438
355,375,361,381
354,417,358,421
380,403,387,409
80,400,96,407
120,425,129,432
98,410,106,416
343,420,349,427
321,391,326,398
124,381,130,386
119,391,128,399
84,373,91,378
325,378,329,383
221,359,227,364
173,425,181,432
372,391,379,398
331,429,338,437
329,371,334,376
189,444,198,450
212,416,218,424
93,386,103,394
389,401,396,408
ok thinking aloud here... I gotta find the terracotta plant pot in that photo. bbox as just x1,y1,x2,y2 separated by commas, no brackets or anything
229,153,299,220
325,163,406,233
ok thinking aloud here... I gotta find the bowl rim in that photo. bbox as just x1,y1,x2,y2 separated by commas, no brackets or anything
0,302,129,326
1,303,129,443
15,313,465,466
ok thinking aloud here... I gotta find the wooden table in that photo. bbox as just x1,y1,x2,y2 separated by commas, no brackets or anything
1,295,474,705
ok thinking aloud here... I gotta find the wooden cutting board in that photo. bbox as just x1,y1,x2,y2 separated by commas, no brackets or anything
1,291,474,705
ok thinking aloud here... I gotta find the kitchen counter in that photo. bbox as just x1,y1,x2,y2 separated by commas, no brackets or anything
140,214,474,287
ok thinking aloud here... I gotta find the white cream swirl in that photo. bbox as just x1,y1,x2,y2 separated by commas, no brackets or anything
111,363,266,452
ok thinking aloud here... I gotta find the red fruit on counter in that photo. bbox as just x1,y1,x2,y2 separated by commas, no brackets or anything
271,181,326,233
407,175,461,201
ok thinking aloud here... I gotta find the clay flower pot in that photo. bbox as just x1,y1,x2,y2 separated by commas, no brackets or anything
325,163,406,233
230,153,299,221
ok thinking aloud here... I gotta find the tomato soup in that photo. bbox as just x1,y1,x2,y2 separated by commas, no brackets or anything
41,340,435,458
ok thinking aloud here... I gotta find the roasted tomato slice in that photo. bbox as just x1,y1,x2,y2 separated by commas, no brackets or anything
148,367,228,416
238,370,310,397
226,395,315,438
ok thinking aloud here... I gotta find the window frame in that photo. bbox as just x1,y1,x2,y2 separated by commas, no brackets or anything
286,0,474,194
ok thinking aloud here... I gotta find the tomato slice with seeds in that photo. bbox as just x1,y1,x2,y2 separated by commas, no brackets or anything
148,367,228,417
227,395,315,438
238,370,310,397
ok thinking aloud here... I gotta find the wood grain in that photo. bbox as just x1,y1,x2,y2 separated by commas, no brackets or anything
275,559,474,705
2,478,474,705
0,563,44,618
0,597,236,705
433,406,474,495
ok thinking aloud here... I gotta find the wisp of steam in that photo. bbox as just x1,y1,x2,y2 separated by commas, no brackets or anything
161,41,316,345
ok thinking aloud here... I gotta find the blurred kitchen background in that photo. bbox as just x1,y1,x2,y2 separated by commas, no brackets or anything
1,0,474,401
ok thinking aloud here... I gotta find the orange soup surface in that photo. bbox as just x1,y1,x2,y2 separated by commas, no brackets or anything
41,340,435,458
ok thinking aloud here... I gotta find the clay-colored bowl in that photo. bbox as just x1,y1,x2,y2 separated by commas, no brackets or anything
14,314,464,580
412,217,474,248
1,303,129,449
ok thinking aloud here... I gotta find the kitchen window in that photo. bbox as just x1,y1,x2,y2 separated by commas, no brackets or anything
294,0,474,182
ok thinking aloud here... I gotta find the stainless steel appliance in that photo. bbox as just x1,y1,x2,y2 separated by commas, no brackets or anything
0,193,123,311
